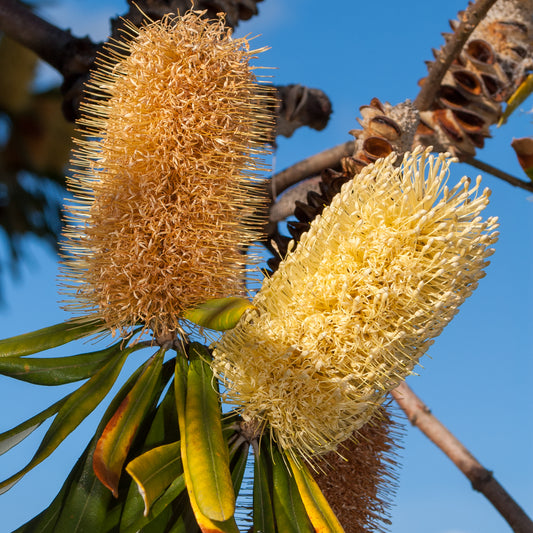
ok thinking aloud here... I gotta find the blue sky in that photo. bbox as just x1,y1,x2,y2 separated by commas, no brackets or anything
0,1,532,532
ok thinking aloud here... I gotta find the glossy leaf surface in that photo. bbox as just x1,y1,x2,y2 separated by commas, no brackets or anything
287,454,344,533
0,344,135,494
93,347,165,497
185,343,235,521
183,297,254,331
0,339,126,385
253,443,276,533
0,318,104,358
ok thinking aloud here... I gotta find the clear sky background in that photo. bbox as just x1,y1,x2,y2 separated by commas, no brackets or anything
0,1,532,532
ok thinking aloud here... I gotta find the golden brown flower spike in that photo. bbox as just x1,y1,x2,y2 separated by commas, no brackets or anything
213,146,499,460
59,11,275,338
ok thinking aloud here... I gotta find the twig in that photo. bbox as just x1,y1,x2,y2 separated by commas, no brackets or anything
414,0,498,111
392,382,533,533
465,157,533,193
270,141,354,199
0,0,95,73
269,176,322,223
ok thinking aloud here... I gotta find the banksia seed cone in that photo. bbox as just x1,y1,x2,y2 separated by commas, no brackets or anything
213,147,498,458
60,11,274,337
266,98,419,273
415,0,533,158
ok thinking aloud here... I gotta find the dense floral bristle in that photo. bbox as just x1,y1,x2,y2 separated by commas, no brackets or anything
212,146,499,458
313,407,402,533
59,11,275,337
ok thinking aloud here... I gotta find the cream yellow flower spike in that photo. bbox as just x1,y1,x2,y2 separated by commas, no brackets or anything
59,11,275,338
213,146,499,459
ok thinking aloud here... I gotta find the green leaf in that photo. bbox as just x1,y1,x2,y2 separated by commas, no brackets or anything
286,453,344,533
183,297,254,331
53,442,113,533
126,440,182,515
253,442,276,533
0,395,69,456
93,347,166,497
0,344,137,494
185,343,235,521
0,318,104,358
499,73,533,126
271,443,313,533
0,338,127,385
230,441,249,495
175,349,239,533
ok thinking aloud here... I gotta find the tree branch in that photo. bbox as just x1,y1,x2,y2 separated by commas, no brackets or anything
392,382,533,533
269,141,354,199
414,0,499,112
465,157,533,193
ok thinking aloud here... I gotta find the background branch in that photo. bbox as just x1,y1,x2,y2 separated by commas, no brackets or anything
392,382,533,533
413,0,499,111
465,157,533,193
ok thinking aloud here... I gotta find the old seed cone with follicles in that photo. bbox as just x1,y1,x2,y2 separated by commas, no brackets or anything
213,146,499,459
59,11,275,338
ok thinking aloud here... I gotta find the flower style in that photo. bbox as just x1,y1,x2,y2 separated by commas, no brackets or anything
59,11,274,338
213,147,499,458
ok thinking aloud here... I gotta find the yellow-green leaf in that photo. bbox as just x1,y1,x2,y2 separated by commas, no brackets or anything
286,453,344,533
271,444,313,533
126,441,183,516
174,350,239,533
0,338,126,385
93,347,166,497
499,73,533,126
183,297,254,331
0,318,104,358
185,343,235,521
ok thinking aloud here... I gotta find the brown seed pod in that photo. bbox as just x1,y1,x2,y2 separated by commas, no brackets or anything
415,0,533,159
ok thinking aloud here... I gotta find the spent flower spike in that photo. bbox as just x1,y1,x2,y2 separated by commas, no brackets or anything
213,146,499,458
59,11,275,338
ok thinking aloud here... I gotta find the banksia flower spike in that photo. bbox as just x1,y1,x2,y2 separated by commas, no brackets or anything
60,11,275,338
213,146,499,458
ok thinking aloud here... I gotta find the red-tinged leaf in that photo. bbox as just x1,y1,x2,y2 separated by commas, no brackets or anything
183,297,254,331
0,318,104,358
93,347,165,497
286,453,344,533
511,137,533,181
0,338,127,385
0,344,137,494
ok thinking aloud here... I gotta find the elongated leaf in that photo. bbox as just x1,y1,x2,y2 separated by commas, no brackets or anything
93,347,165,497
183,297,254,331
499,73,533,126
253,443,276,533
0,396,69,456
13,447,85,533
0,339,126,385
121,473,187,533
174,351,239,533
126,441,182,515
0,344,137,494
185,343,235,521
54,443,113,533
286,454,344,533
230,441,249,495
0,318,104,358
271,444,313,533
